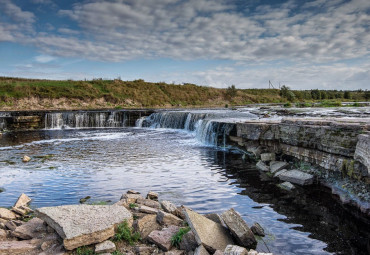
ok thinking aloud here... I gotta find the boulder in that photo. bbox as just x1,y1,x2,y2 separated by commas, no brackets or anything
147,225,180,251
179,231,198,252
183,207,234,253
213,250,223,255
224,245,247,255
13,194,31,209
0,240,38,255
5,220,23,231
250,223,265,237
95,240,116,254
22,155,31,162
260,153,275,162
157,210,183,226
121,193,143,204
139,205,159,214
12,217,46,239
137,198,161,209
220,208,256,248
0,208,17,220
256,161,269,172
135,214,161,239
146,191,159,201
274,169,288,178
36,204,132,250
194,245,210,255
277,170,314,186
161,201,178,215
204,214,223,225
277,181,295,191
269,161,289,174
127,190,141,194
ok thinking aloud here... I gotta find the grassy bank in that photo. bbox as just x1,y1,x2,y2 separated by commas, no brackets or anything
0,77,368,110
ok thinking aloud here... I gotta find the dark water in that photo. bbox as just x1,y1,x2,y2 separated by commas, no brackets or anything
0,128,369,255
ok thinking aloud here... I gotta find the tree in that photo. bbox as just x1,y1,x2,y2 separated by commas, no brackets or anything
364,91,370,101
280,85,296,102
344,91,351,99
226,85,237,98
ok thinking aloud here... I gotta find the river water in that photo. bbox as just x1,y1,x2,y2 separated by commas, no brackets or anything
0,107,369,254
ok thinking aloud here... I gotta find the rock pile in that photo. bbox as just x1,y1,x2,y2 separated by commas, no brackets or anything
0,191,273,255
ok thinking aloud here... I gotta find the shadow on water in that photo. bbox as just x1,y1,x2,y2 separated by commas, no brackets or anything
207,149,370,255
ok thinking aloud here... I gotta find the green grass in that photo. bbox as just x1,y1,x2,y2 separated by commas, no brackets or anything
129,203,138,209
75,246,95,255
170,227,191,248
113,220,141,245
318,100,342,107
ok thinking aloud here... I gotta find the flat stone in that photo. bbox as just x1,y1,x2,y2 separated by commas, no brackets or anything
140,205,159,214
260,153,275,162
13,193,31,209
0,240,38,255
147,225,180,251
5,220,23,231
250,222,265,237
12,217,46,240
157,210,183,226
121,194,144,204
135,214,161,239
146,191,159,201
220,208,256,248
224,245,247,255
278,169,314,186
161,201,178,215
36,204,132,250
274,169,288,177
256,161,269,172
183,207,234,253
278,181,295,191
194,245,210,255
134,245,156,254
137,198,161,209
179,231,198,252
0,208,17,220
269,161,289,174
95,240,116,254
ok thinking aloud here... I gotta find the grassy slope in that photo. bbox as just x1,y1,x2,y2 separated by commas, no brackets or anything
0,77,367,110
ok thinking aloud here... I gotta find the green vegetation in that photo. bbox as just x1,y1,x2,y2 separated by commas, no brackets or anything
113,220,141,245
112,251,125,255
129,203,138,209
75,246,95,255
170,227,191,248
0,77,367,110
318,100,342,107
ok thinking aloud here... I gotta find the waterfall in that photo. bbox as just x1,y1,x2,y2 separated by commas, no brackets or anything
195,120,235,146
0,118,6,131
45,111,128,129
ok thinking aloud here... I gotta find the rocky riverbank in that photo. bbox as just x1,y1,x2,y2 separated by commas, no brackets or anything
0,192,273,255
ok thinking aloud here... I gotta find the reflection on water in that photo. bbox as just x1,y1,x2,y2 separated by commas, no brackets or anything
0,128,369,255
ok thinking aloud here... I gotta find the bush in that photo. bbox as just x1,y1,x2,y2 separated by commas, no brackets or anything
113,220,141,245
171,227,191,248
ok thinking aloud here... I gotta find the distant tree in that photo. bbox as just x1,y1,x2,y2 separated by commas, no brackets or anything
280,85,296,102
364,91,370,101
311,89,321,100
226,85,237,98
344,91,351,99
320,91,327,99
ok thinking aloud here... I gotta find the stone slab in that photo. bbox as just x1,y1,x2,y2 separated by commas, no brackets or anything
183,207,234,253
147,225,179,251
161,201,178,215
36,204,132,250
256,161,269,172
0,208,17,220
13,194,31,209
260,153,275,162
95,240,116,254
269,161,289,174
157,210,182,226
0,240,38,255
278,170,314,186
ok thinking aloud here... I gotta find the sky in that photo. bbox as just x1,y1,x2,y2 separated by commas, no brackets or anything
0,0,369,90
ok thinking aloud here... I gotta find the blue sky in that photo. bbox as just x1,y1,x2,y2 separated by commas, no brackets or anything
0,0,369,89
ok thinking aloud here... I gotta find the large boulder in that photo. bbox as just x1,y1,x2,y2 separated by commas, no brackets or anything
12,218,46,240
157,210,183,226
183,207,234,253
36,204,132,250
179,231,198,252
277,170,314,186
220,208,256,248
147,225,180,251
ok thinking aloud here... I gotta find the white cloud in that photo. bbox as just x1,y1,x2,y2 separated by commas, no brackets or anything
34,55,56,63
0,0,35,24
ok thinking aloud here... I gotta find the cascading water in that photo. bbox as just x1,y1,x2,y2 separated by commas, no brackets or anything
0,118,6,131
45,111,128,129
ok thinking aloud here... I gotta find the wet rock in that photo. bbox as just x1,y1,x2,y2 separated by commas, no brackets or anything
256,161,269,172
128,190,141,194
79,196,91,204
179,231,198,252
147,225,180,251
12,217,46,239
121,193,144,204
224,245,247,255
250,223,265,237
354,133,370,176
13,193,31,208
22,155,31,162
36,204,132,250
161,201,178,215
278,170,314,186
277,181,295,191
137,198,161,209
204,214,223,225
194,245,210,255
95,240,116,254
183,207,234,253
0,240,38,254
139,205,159,214
146,191,159,201
135,214,161,239
0,208,17,220
220,208,256,248
165,250,185,255
274,169,288,178
157,210,183,226
260,153,275,162
269,161,289,174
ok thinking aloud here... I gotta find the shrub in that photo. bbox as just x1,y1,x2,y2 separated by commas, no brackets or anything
171,227,191,248
113,220,141,245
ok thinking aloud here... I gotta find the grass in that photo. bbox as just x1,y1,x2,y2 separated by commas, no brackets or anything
75,246,95,255
113,220,141,245
129,203,138,209
170,227,191,248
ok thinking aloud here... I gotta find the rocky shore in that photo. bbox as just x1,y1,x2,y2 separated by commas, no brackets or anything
0,192,272,255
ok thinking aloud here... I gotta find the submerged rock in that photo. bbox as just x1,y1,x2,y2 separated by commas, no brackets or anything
277,181,295,191
250,222,265,237
36,204,132,250
278,170,314,186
